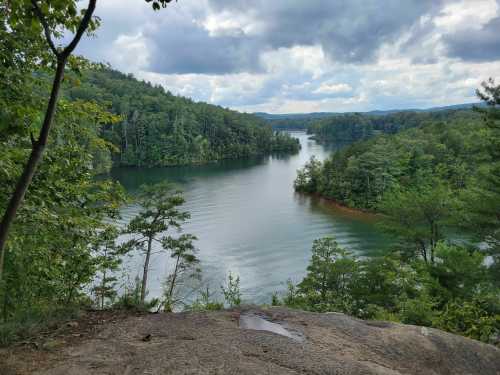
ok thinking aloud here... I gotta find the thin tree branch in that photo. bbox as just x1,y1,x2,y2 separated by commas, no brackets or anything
31,0,97,59
30,131,36,148
62,0,97,57
31,0,59,57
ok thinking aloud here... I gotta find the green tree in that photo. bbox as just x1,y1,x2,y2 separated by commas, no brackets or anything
188,285,224,312
162,233,200,312
0,100,126,321
125,182,190,305
282,238,499,343
294,156,323,193
0,0,178,284
353,255,419,318
464,79,500,285
296,110,486,212
428,242,490,302
298,237,358,311
0,0,99,281
433,300,500,343
379,183,455,263
91,226,130,310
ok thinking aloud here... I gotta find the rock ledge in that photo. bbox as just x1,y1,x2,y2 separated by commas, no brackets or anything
1,306,499,374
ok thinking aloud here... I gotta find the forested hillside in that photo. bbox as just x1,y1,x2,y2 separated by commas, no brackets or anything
295,110,489,209
67,69,300,170
306,110,470,144
257,104,482,133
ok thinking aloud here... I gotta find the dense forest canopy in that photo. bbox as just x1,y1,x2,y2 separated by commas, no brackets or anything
67,69,300,170
296,110,486,209
306,110,476,144
258,104,482,133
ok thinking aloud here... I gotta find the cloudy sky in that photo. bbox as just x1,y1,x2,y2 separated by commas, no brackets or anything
75,0,500,114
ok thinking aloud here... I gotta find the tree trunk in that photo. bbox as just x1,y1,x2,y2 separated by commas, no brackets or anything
0,58,67,282
0,0,96,282
140,237,153,304
122,119,128,161
2,275,9,322
165,254,181,311
417,239,428,263
101,269,106,310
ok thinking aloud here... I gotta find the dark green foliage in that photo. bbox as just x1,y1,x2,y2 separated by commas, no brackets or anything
147,0,176,11
295,110,488,210
282,237,500,344
434,299,499,343
427,243,490,302
266,118,317,131
294,156,323,193
67,69,300,168
297,238,358,312
353,256,421,318
1,0,123,340
307,110,465,144
0,0,99,137
378,183,456,263
464,79,500,285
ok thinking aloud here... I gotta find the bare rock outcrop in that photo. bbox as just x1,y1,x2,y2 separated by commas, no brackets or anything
1,306,499,374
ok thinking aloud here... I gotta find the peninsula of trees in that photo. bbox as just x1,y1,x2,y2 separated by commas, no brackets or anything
67,68,300,171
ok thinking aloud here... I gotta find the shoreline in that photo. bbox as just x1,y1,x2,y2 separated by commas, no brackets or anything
307,192,381,220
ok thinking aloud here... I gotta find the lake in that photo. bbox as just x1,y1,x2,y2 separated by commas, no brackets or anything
111,132,391,304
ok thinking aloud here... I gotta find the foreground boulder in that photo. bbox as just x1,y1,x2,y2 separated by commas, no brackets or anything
1,307,499,374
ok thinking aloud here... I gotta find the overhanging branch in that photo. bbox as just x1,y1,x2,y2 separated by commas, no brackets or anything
31,0,97,60
31,0,59,57
62,0,97,58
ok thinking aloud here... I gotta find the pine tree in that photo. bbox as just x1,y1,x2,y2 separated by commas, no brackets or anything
124,182,190,305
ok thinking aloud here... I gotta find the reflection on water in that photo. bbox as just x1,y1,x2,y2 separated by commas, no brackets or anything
110,132,391,304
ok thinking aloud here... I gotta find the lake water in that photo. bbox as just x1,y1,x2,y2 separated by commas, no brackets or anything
111,132,391,304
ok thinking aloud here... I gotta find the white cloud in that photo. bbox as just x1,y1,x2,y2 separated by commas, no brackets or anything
261,45,328,78
434,0,499,32
201,10,264,37
313,83,352,95
107,33,151,71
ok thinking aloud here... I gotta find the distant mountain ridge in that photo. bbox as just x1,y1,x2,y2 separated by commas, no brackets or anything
254,102,484,120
